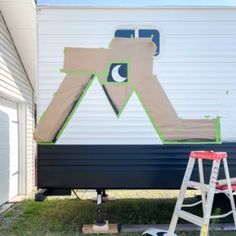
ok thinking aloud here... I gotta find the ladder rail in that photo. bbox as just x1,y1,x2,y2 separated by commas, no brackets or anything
223,158,236,228
198,158,206,215
200,159,221,236
167,157,196,236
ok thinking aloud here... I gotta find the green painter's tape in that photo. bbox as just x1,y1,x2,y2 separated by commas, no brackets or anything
37,142,55,145
38,62,221,145
61,59,132,80
60,69,105,77
165,140,221,145
104,59,132,83
117,90,134,118
38,111,46,122
55,74,136,143
55,75,96,141
215,116,221,143
132,85,165,143
164,117,221,145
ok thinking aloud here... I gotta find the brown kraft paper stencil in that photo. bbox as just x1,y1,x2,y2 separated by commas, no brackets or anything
34,38,218,143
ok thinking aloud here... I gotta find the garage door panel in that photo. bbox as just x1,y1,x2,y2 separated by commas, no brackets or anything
0,109,10,205
9,122,18,177
9,175,18,200
0,98,18,206
0,177,8,205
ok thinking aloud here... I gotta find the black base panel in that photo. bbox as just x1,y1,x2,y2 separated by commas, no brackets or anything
37,143,236,189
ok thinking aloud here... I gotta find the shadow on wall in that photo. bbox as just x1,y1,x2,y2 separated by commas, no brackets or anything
0,110,10,206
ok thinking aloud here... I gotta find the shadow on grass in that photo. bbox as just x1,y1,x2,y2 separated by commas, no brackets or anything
0,196,234,235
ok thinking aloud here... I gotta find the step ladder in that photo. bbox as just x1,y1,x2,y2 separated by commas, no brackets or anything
168,151,236,236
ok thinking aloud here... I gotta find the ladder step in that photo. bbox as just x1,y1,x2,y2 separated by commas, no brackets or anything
182,200,202,208
217,177,236,186
187,181,209,191
177,210,203,227
210,210,233,219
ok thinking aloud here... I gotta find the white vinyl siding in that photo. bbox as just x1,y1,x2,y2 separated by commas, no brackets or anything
37,8,236,144
0,13,34,195
56,78,162,144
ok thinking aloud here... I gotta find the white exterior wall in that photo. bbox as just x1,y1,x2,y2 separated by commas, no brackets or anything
0,13,35,194
37,7,236,144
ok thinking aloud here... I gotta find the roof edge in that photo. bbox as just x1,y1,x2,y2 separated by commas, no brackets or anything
36,5,236,10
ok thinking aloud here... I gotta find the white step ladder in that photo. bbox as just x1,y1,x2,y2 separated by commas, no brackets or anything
168,151,236,236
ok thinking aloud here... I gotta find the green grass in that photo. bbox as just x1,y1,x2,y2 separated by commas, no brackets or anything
0,198,176,235
0,191,235,235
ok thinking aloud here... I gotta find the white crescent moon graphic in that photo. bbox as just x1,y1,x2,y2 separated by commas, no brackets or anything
111,65,127,82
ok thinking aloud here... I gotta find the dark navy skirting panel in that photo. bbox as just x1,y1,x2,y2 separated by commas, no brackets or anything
37,143,236,189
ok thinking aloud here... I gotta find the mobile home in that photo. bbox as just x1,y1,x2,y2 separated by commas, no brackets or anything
36,4,236,197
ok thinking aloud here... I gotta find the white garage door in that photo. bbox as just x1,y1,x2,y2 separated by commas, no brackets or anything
0,98,19,206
